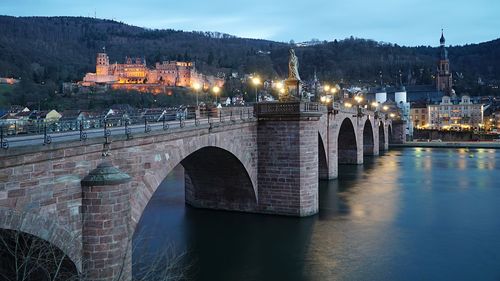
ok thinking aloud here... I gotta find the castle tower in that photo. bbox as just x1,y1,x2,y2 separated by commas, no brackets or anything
96,48,110,76
436,30,452,94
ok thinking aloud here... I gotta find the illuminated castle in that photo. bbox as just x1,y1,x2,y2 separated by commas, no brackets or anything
82,49,223,91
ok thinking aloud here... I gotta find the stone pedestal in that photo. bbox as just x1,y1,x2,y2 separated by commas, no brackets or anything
283,79,301,101
81,162,132,281
255,102,322,216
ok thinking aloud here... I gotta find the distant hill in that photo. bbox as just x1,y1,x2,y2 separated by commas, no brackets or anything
0,15,499,109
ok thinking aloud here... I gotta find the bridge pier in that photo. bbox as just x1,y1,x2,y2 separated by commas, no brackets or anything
81,162,132,281
255,102,323,216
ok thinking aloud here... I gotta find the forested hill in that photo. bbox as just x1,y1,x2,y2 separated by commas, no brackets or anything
0,15,499,92
0,16,282,83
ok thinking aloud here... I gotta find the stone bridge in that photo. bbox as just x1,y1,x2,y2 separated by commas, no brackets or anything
0,102,396,280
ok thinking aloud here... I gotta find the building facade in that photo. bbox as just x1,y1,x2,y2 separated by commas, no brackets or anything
428,95,483,130
409,103,428,129
484,110,500,132
81,51,224,91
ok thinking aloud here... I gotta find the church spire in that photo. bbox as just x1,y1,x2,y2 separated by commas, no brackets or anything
436,29,452,94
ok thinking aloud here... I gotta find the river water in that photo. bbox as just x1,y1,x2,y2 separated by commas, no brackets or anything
133,148,500,281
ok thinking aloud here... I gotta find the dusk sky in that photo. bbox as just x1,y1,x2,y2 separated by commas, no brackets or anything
1,0,499,46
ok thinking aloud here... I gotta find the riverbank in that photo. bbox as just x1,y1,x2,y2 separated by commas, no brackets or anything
391,141,500,149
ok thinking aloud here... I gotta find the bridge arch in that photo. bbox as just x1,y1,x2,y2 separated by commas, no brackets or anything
131,137,257,232
0,208,81,273
337,118,358,164
182,146,257,211
363,119,375,156
379,121,386,150
388,124,393,144
318,132,328,179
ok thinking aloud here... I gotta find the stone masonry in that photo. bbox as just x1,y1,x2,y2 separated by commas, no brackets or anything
0,103,391,280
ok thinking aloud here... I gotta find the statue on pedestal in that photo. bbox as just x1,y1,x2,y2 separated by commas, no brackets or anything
288,49,301,81
280,49,302,102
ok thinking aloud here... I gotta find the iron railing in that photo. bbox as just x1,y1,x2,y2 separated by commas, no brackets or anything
0,108,254,149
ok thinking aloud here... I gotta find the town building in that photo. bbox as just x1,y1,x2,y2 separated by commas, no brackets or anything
484,109,500,132
428,95,483,130
80,49,224,93
409,102,428,129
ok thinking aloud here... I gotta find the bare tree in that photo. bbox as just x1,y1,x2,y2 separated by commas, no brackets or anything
0,210,190,281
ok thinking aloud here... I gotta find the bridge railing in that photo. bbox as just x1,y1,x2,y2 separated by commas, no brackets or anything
0,108,255,149
330,102,383,118
254,102,327,116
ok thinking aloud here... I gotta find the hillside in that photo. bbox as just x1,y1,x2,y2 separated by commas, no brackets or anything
0,16,499,109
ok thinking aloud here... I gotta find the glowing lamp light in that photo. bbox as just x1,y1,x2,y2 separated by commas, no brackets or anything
252,77,261,86
192,82,202,91
390,113,396,118
354,96,363,103
371,102,379,108
279,88,286,94
344,102,353,108
324,85,331,92
330,88,337,94
212,86,221,94
320,96,327,103
382,105,389,111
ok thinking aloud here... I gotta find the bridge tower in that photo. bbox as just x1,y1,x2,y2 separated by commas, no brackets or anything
81,162,132,281
255,103,322,216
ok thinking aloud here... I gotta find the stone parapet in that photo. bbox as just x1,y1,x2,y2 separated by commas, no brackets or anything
254,102,326,120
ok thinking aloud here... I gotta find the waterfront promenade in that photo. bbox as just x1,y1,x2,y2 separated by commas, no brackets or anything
392,141,500,149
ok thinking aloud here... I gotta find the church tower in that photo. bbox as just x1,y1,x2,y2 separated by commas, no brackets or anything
96,47,110,76
436,30,452,94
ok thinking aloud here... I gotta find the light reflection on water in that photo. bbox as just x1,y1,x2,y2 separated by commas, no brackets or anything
134,148,500,281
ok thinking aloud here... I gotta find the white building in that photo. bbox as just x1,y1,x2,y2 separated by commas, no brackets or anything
428,95,483,130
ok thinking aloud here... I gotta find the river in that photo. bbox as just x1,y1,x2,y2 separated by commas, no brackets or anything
133,147,500,281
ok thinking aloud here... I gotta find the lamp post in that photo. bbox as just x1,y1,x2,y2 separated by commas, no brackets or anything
212,85,221,105
252,76,261,103
330,87,337,104
192,82,202,109
275,81,284,100
354,95,363,117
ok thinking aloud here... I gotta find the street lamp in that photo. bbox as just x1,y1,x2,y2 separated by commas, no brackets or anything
354,96,363,104
252,76,261,103
192,82,202,109
330,87,337,103
323,84,331,93
212,86,221,105
274,81,284,99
